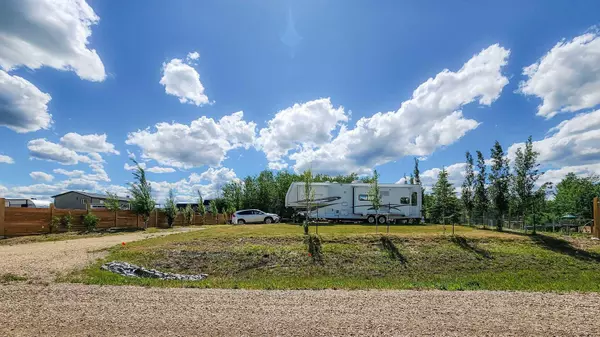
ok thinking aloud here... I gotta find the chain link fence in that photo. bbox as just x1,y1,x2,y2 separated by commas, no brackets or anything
458,213,594,235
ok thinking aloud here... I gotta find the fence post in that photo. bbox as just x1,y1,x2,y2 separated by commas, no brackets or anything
49,203,55,233
592,197,600,239
114,209,118,228
0,198,5,238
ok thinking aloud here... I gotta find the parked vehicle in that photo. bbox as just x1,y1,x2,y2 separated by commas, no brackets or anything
232,209,280,224
285,182,422,224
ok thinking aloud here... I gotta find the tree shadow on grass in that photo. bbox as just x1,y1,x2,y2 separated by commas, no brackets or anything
451,236,492,260
380,236,408,264
530,234,600,263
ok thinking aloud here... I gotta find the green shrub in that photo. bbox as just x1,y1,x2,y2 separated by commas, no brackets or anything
83,213,99,232
304,234,323,263
50,216,61,233
183,204,194,226
61,213,73,232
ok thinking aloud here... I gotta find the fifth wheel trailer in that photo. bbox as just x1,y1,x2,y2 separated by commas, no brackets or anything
285,182,422,224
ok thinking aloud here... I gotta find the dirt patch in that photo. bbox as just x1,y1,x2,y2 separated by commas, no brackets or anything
0,228,203,282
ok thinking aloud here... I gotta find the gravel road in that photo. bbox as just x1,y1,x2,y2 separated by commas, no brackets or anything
0,228,200,281
1,283,599,336
1,229,599,336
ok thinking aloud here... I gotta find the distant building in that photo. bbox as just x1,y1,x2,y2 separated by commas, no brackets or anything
4,198,51,208
176,199,212,212
51,191,130,210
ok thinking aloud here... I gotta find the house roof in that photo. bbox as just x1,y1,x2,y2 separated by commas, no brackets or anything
51,191,130,201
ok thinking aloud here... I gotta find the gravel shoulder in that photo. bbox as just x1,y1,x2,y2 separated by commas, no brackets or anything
1,283,599,336
0,228,201,282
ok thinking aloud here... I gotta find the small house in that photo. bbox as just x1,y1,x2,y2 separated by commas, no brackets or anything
51,191,130,210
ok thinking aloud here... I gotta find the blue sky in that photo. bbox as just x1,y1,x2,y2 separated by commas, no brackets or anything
1,0,600,202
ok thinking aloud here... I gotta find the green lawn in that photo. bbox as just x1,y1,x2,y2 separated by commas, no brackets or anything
65,224,600,292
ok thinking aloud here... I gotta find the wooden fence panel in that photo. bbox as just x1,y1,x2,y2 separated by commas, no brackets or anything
5,207,52,236
0,197,230,237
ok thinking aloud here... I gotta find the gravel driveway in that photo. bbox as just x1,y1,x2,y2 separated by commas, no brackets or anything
1,284,599,336
1,228,600,336
0,228,200,281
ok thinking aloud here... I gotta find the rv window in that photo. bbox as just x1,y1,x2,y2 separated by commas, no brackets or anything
411,192,418,206
358,194,372,201
400,197,410,205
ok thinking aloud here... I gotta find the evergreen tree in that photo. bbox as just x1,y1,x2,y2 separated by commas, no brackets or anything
409,173,415,185
430,168,460,225
164,189,177,228
489,141,510,230
473,150,489,225
461,151,475,225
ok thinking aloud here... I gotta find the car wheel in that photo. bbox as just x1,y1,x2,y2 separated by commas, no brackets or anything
367,215,376,224
264,217,273,224
237,219,246,225
377,215,387,224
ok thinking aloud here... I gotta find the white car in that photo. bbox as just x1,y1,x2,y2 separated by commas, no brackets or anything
232,209,280,224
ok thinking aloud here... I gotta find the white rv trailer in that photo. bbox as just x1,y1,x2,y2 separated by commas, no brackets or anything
285,182,422,224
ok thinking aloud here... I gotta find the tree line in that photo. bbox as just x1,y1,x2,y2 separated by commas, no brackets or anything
124,139,600,229
427,136,600,231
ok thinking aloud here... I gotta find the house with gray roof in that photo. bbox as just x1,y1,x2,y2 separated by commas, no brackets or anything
51,191,130,210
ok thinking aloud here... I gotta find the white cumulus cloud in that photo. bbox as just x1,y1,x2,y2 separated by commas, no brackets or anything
256,98,349,166
519,30,600,118
0,154,14,164
60,132,119,154
151,167,239,203
126,111,256,168
0,0,105,82
29,171,54,182
398,162,467,193
288,44,510,175
146,166,176,174
508,109,600,169
27,138,94,165
160,56,209,106
0,70,52,133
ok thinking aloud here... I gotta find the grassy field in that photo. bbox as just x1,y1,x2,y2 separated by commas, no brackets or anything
66,224,600,292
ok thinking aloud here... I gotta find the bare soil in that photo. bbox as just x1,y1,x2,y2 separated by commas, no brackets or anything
0,228,201,282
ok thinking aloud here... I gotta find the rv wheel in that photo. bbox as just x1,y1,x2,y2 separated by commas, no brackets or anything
367,215,376,224
377,215,387,224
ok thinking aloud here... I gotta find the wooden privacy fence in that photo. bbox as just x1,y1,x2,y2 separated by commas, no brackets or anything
0,198,229,237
